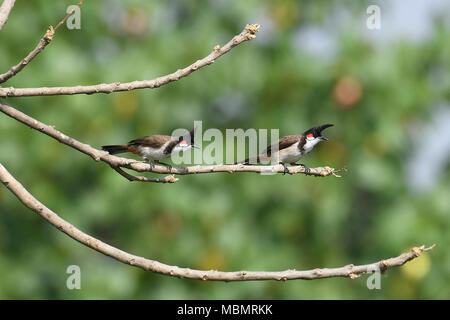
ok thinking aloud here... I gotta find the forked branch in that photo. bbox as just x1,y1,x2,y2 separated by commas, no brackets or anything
0,24,260,96
0,0,84,83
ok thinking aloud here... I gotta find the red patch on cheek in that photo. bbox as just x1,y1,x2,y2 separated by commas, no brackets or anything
306,134,314,138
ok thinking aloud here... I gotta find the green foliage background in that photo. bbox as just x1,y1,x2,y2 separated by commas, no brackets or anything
0,0,449,299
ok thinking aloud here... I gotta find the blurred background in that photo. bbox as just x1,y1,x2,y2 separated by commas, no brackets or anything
0,0,449,299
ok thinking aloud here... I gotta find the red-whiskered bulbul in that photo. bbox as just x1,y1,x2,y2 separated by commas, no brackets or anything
236,124,334,174
102,129,196,171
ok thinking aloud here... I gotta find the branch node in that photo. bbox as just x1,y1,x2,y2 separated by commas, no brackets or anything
167,175,178,183
411,246,424,257
44,26,55,42
245,24,260,39
379,260,389,272
348,273,360,279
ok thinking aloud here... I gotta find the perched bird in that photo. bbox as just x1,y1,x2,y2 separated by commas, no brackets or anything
236,124,334,174
102,129,196,171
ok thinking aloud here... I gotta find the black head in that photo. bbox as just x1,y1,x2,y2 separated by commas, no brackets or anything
304,124,334,141
178,127,199,149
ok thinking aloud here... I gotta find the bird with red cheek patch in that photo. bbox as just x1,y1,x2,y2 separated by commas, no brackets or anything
236,124,334,174
101,128,197,172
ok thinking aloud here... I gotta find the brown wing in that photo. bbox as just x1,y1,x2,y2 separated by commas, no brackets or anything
128,135,173,148
263,134,302,156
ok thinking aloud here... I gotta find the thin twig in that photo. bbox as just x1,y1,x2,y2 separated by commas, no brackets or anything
111,165,178,183
54,0,84,32
0,0,15,30
0,24,260,96
0,101,343,182
0,0,84,83
0,163,435,281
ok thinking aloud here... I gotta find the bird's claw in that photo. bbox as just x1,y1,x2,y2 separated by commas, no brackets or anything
147,160,154,171
279,162,289,175
156,161,173,173
298,163,311,174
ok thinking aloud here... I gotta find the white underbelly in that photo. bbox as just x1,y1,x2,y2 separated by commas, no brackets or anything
272,143,304,164
137,146,168,160
277,151,303,164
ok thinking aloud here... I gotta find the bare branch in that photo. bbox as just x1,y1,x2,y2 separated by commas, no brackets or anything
0,100,343,182
0,163,435,281
0,0,15,30
0,0,84,83
123,163,342,177
0,28,55,83
111,165,178,183
0,24,260,97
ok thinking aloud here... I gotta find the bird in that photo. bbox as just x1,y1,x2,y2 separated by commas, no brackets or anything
236,124,334,174
102,129,196,171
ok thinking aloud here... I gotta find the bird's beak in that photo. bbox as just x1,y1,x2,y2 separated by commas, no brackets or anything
192,144,200,149
319,136,328,141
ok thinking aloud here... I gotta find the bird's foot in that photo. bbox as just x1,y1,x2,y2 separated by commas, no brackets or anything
147,159,154,171
156,161,173,173
294,163,311,174
279,162,289,175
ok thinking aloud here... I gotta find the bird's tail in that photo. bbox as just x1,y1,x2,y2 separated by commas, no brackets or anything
101,145,130,155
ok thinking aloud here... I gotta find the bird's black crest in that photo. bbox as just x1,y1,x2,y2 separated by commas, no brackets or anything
304,124,334,137
178,127,196,144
